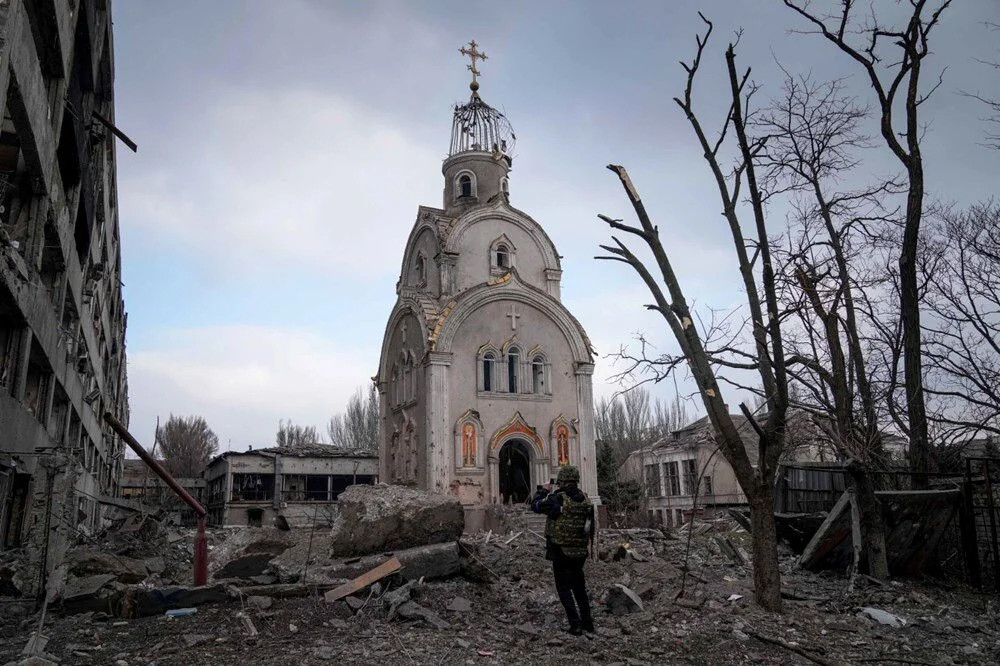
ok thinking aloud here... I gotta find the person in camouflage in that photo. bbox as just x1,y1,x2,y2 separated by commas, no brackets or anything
531,465,595,635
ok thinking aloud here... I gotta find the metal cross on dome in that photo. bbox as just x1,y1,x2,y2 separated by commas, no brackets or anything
459,40,487,91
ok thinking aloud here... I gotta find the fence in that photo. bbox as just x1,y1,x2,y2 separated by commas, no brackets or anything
775,461,1000,591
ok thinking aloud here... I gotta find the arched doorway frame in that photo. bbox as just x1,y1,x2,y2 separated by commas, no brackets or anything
487,412,550,503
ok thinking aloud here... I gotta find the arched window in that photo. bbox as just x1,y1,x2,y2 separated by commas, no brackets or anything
532,356,545,394
507,349,519,393
496,244,509,269
415,254,426,284
459,174,472,198
500,177,509,194
483,352,495,392
391,365,399,405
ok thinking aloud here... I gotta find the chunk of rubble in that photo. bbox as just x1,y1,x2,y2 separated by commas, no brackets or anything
64,549,148,584
603,584,644,615
329,484,464,556
395,600,451,629
860,607,906,628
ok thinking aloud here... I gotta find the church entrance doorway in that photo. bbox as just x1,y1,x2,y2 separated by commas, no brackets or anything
499,439,532,504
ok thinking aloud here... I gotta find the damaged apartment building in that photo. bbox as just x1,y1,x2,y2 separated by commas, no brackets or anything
206,443,378,528
0,0,129,592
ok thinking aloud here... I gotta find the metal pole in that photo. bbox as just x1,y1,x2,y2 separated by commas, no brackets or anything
103,413,208,585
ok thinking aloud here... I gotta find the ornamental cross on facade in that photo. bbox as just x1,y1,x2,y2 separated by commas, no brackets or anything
459,40,487,90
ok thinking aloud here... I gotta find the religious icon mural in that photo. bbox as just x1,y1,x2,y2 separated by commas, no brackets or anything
462,422,477,467
556,424,570,466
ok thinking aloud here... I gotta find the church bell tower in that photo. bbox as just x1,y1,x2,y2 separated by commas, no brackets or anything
443,40,514,213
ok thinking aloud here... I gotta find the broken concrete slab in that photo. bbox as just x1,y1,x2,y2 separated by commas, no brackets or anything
395,600,451,629
306,541,460,585
861,607,906,628
131,582,230,617
247,595,272,610
604,584,644,616
329,485,464,556
64,549,148,584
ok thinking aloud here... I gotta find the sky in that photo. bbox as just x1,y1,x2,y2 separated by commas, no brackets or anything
111,0,1000,450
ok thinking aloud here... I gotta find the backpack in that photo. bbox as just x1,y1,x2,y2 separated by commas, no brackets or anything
549,490,594,559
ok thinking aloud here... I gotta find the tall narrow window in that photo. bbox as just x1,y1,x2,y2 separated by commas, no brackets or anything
459,174,472,198
507,350,519,393
483,352,495,391
496,245,509,268
532,356,545,394
415,255,426,284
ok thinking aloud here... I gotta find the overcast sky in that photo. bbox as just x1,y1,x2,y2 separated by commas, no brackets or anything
111,1,1000,450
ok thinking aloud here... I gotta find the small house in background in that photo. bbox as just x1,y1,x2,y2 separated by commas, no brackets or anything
619,411,835,526
118,459,206,525
205,444,378,528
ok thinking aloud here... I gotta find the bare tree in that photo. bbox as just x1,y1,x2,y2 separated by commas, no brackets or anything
757,72,894,579
922,203,1000,441
276,420,322,447
156,414,219,477
784,0,954,482
598,17,789,610
328,384,380,451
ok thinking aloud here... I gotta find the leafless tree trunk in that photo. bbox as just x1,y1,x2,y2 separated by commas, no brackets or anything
784,0,954,484
598,17,788,610
756,73,892,578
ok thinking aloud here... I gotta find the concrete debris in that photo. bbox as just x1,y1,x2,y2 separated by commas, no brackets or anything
236,612,258,637
603,584,644,615
64,549,148,584
328,484,464,556
0,516,991,664
182,634,212,648
395,600,451,630
246,595,272,610
860,607,906,628
446,596,472,612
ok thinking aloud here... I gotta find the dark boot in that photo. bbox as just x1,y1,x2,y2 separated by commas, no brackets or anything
581,616,595,634
568,619,584,635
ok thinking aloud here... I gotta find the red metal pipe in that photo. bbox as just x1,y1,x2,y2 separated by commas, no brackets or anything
103,412,209,585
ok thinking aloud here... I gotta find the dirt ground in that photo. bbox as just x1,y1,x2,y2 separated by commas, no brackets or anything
1,518,997,665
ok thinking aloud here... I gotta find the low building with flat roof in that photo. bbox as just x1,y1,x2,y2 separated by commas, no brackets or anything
205,444,378,528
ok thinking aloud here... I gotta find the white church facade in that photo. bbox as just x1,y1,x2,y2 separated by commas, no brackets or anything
377,42,599,507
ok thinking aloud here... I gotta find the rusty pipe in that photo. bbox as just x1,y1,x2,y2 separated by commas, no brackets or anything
103,412,209,585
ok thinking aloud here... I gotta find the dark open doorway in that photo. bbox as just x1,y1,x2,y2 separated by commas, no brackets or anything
499,439,532,504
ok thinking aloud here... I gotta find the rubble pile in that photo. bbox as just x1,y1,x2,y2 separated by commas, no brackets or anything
0,498,998,664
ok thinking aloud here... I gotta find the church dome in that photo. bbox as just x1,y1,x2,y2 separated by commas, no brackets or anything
449,93,516,162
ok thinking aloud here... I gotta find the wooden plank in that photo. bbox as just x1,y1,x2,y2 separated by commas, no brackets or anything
323,556,402,603
798,490,850,569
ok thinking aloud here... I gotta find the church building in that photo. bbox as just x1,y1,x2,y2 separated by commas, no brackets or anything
377,42,598,508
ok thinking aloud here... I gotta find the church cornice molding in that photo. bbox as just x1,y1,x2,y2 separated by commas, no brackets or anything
429,268,595,363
